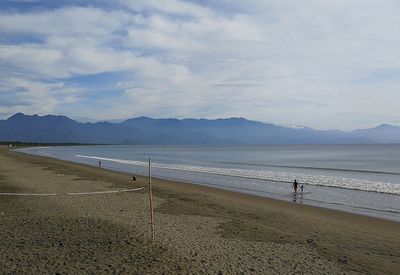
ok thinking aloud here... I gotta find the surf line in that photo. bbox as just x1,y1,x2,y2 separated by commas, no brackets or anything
0,187,145,196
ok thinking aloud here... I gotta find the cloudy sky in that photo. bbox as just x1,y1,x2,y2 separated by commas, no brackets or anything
1,0,400,130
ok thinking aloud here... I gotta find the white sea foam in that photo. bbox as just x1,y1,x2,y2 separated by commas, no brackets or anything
76,154,400,195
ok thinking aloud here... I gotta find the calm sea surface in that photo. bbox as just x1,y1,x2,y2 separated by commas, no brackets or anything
19,144,400,221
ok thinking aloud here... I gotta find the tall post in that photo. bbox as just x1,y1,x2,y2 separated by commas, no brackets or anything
148,158,155,241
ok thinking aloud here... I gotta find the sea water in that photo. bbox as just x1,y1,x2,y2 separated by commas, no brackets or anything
18,144,400,221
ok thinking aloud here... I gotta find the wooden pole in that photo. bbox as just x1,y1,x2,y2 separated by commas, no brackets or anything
148,158,155,241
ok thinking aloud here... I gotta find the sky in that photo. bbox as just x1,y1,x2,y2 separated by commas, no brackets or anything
1,0,400,130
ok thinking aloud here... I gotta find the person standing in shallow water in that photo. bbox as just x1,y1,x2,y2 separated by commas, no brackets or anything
292,179,299,193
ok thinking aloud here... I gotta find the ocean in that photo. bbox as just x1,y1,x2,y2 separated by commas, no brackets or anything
18,144,400,221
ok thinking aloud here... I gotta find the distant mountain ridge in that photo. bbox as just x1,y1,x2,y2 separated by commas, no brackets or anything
0,113,399,144
351,124,400,143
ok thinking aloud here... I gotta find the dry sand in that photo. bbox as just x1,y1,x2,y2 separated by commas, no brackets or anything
0,148,399,274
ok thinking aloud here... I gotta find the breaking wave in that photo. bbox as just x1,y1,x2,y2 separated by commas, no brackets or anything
76,154,400,195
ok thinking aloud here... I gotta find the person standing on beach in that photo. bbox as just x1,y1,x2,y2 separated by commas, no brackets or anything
300,184,304,193
292,179,299,193
98,160,102,168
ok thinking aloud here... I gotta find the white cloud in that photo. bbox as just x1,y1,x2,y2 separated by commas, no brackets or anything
0,7,128,37
1,1,400,129
0,77,63,115
117,0,213,19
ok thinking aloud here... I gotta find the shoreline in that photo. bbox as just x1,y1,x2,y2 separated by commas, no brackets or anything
1,148,400,273
17,146,400,222
9,149,400,228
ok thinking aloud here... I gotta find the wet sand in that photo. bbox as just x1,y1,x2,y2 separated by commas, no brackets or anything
0,148,399,274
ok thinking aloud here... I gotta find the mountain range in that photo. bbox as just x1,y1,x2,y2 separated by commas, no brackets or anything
1,113,400,144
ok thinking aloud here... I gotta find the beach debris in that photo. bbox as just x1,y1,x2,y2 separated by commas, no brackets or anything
338,256,348,264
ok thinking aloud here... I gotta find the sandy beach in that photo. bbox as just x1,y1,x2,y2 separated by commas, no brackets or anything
0,148,399,274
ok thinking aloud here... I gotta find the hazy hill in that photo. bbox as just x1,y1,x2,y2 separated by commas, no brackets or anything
1,113,398,144
351,124,400,143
